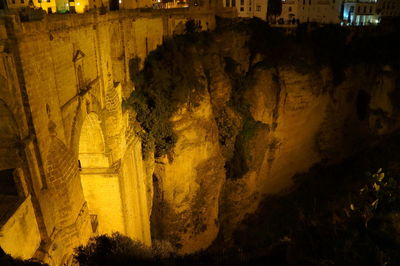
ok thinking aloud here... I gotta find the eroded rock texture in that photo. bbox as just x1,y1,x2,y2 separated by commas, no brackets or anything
131,20,400,254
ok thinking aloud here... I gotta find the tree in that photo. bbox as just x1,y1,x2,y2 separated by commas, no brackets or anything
267,0,282,24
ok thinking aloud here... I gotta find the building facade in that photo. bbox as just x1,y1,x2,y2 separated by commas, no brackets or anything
277,0,342,24
224,0,268,20
376,0,400,20
342,0,379,25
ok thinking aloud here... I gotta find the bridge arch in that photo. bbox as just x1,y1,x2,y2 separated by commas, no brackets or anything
78,111,125,235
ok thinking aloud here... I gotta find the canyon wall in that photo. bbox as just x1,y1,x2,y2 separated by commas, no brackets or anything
1,9,399,262
141,24,400,252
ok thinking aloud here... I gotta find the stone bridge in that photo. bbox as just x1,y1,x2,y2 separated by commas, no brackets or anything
0,8,217,265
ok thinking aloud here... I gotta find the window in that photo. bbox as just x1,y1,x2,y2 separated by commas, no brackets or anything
363,6,367,13
249,7,251,11
240,0,244,5
350,6,354,12
240,7,244,11
357,6,360,13
256,5,261,11
232,0,235,7
225,0,229,7
289,6,292,12
20,0,24,3
12,0,15,3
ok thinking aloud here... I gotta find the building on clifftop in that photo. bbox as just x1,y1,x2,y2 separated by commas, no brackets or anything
223,0,268,20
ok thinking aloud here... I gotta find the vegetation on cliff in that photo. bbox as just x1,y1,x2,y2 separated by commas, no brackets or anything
0,248,45,266
230,133,400,266
125,22,211,159
120,17,400,264
126,17,400,164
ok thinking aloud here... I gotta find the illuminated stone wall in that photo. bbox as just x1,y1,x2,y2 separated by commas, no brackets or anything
0,196,41,260
0,8,217,265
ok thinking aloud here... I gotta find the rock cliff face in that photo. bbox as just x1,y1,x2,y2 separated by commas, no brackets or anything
130,20,400,253
151,94,225,253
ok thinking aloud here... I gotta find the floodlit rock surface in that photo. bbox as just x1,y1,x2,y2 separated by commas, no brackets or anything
132,21,400,252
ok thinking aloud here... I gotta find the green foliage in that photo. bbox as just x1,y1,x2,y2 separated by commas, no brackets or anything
232,133,400,265
0,248,47,266
126,33,209,158
225,118,266,179
74,233,154,266
350,169,400,228
214,109,241,160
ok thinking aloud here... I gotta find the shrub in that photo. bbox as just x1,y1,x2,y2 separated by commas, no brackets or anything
126,34,207,158
74,233,154,266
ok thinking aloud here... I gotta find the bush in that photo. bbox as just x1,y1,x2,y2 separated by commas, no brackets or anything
74,233,154,266
0,248,46,266
126,32,211,159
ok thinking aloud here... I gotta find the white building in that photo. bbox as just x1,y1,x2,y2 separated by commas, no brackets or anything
224,0,268,20
376,0,400,20
277,0,342,24
299,0,342,23
342,0,379,25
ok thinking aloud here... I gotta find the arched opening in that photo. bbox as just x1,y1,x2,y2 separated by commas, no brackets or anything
78,112,125,235
78,113,108,169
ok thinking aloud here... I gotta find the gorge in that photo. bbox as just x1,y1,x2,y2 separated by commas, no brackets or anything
0,9,399,266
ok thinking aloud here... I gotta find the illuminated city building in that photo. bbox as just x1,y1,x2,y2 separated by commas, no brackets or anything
223,0,268,20
276,0,342,25
342,0,379,25
376,0,400,20
152,0,190,9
